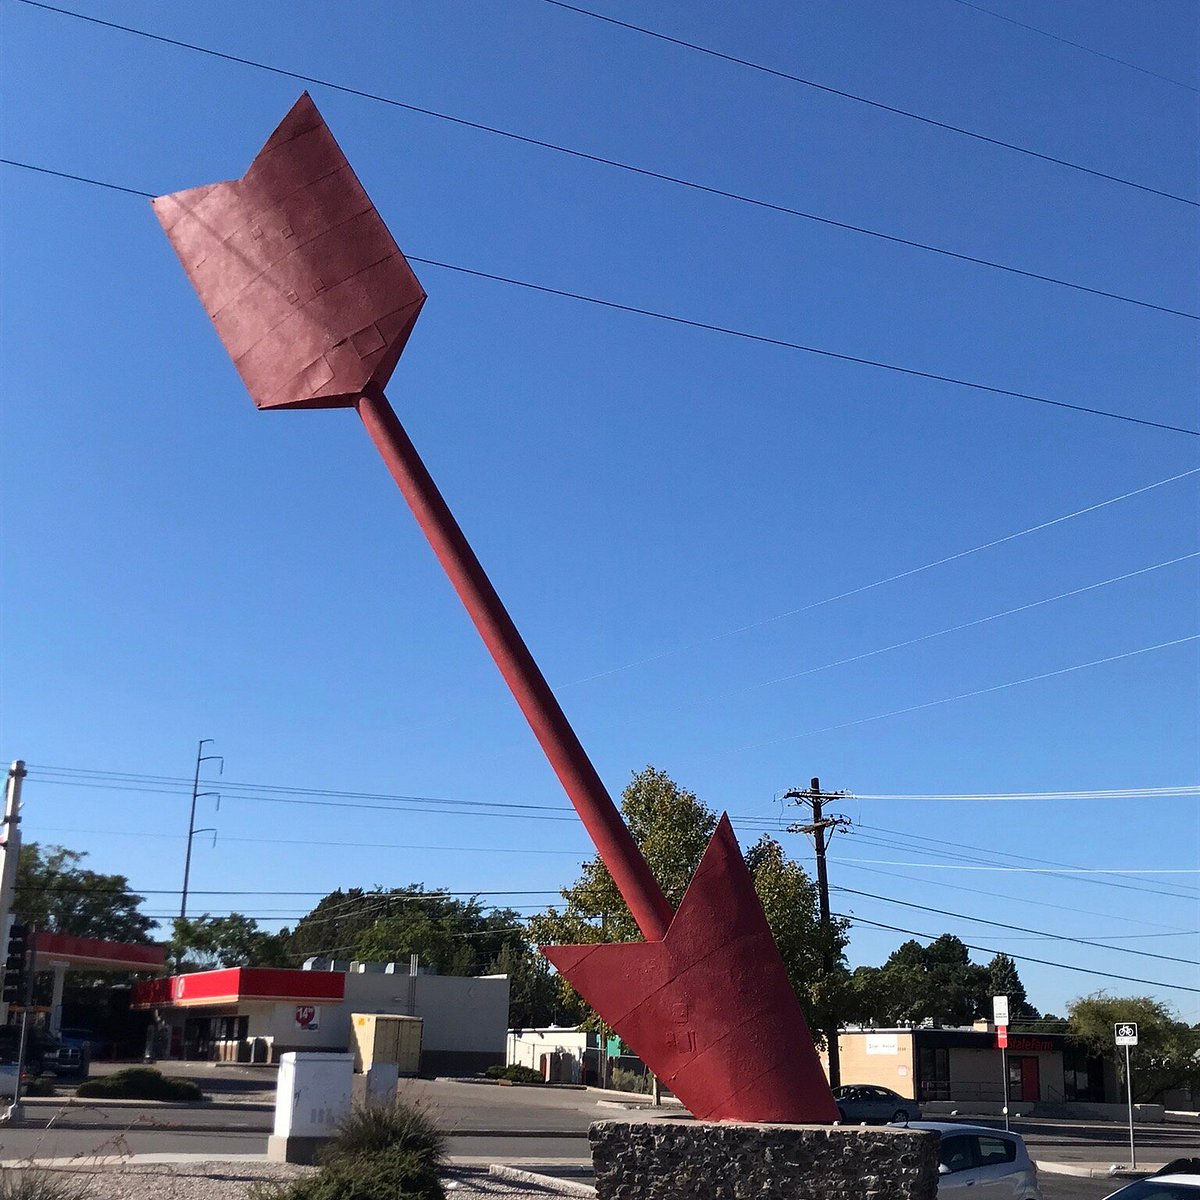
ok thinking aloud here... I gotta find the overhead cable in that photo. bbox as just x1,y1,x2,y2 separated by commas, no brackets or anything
737,633,1200,749
739,551,1200,692
834,885,1200,964
946,0,1199,93
562,467,1200,687
834,913,1200,993
539,0,1198,205
4,157,1196,439
8,1,1199,316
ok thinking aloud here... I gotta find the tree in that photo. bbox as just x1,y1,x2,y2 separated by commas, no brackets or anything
850,935,991,1026
169,914,292,971
14,844,153,943
744,834,850,1042
985,953,1039,1021
529,766,845,1040
286,884,549,1026
488,942,563,1029
1068,994,1200,1103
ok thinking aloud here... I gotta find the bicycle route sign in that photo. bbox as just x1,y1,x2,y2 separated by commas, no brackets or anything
1114,1022,1138,1046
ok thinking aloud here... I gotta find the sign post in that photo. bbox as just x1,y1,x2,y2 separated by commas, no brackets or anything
1115,1022,1138,1168
993,995,1010,1130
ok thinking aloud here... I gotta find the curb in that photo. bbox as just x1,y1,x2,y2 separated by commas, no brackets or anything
21,1096,273,1112
488,1165,596,1196
1035,1161,1159,1179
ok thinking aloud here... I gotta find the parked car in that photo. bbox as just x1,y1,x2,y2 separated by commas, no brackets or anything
904,1121,1041,1198
1101,1162,1200,1199
832,1084,921,1124
54,1028,94,1080
0,1025,58,1077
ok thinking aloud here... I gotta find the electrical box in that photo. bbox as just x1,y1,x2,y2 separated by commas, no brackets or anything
272,1052,353,1139
350,1012,422,1076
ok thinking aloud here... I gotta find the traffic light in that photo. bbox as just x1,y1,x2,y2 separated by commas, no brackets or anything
2,922,27,1004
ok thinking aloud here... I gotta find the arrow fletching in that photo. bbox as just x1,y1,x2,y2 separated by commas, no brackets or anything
153,93,425,411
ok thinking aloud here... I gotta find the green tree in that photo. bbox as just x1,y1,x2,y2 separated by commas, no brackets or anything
986,953,1039,1021
286,885,548,1025
1068,993,1200,1103
529,767,844,1040
15,844,153,943
744,834,850,1042
488,941,565,1029
169,913,292,970
851,935,991,1026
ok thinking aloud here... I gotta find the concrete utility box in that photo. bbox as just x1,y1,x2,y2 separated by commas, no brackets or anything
268,1051,353,1165
351,1012,423,1075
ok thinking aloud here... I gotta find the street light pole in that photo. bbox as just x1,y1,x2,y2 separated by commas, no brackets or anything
180,740,222,922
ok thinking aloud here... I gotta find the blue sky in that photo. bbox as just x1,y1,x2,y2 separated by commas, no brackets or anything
2,0,1197,1019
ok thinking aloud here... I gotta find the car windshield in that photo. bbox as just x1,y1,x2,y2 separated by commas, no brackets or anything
1105,1184,1200,1200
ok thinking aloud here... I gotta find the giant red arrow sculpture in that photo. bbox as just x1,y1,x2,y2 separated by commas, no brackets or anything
154,93,838,1124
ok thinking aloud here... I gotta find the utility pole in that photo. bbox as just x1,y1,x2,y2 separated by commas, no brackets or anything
181,740,223,922
786,777,851,1090
0,762,25,1026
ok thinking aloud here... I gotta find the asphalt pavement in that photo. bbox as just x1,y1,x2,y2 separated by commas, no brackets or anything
8,1068,1192,1197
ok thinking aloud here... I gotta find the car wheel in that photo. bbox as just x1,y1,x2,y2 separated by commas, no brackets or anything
892,1108,910,1122
835,1107,846,1124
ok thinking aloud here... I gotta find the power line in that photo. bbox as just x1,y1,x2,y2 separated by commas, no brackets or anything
856,821,1200,891
831,859,1198,934
28,764,567,813
14,885,560,897
562,467,1200,687
538,0,1199,206
834,913,1200,993
846,830,1200,903
738,551,1200,693
852,787,1199,800
25,776,579,823
396,256,1200,436
837,857,1200,877
737,633,1200,749
4,157,1196,439
946,0,1199,93
833,885,1200,965
10,2,1197,316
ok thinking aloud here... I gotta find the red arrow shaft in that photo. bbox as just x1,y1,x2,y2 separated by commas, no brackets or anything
356,385,674,941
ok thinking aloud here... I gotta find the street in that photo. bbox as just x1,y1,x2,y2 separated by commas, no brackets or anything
0,1074,1192,1199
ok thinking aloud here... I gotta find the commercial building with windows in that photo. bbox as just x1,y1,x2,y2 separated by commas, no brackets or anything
132,960,509,1074
827,1025,1109,1107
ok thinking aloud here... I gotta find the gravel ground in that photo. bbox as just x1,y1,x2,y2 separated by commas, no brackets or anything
0,1162,572,1199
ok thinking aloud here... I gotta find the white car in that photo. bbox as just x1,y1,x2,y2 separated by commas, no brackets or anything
1102,1162,1200,1199
903,1122,1041,1198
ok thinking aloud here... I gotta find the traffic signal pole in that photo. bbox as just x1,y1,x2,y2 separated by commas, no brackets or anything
0,763,25,1026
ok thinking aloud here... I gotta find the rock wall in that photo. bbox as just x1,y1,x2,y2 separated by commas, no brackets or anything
590,1120,939,1200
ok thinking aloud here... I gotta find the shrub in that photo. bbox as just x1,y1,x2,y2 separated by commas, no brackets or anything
483,1064,543,1084
0,1168,91,1200
320,1100,444,1169
74,1067,203,1103
251,1146,442,1200
22,1076,55,1098
609,1066,651,1094
249,1100,446,1200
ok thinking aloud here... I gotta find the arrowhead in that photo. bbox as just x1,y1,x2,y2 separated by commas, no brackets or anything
153,93,425,411
543,815,839,1123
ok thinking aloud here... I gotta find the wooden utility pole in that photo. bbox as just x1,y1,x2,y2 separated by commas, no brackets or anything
786,777,851,1090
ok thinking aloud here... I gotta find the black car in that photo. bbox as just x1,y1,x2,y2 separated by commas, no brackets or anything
0,1025,60,1077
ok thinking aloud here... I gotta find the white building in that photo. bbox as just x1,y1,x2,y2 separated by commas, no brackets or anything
134,960,509,1074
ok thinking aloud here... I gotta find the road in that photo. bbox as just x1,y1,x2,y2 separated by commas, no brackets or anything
1,1073,1190,1199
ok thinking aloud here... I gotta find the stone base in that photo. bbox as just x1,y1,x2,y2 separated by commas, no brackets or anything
590,1120,939,1200
267,1134,330,1165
